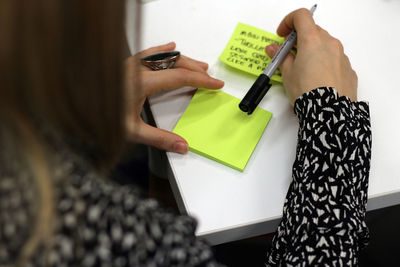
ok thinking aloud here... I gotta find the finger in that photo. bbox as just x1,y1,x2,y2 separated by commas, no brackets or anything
174,55,209,73
136,42,176,58
265,44,280,58
265,44,294,76
134,122,189,154
277,8,317,42
187,57,209,71
142,69,224,95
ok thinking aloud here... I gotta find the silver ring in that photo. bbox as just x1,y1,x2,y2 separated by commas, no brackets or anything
141,51,180,71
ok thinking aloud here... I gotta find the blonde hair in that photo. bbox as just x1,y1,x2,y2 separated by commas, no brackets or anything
0,0,126,264
4,112,55,266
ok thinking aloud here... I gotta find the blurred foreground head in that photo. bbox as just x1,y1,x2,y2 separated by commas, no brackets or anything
0,0,127,168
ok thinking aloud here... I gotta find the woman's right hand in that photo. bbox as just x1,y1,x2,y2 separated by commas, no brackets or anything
265,8,358,105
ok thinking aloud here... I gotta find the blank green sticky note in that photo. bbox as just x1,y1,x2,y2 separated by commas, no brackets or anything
219,22,286,82
173,89,272,172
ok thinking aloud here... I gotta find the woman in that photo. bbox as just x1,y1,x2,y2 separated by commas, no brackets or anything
0,1,371,266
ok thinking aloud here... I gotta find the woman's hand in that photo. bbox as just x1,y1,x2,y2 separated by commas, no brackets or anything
265,8,357,105
125,42,224,154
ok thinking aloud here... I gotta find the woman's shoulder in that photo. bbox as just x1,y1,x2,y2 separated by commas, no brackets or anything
49,147,212,266
0,129,217,266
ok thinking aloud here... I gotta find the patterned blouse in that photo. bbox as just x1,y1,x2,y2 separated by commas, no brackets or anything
0,87,371,266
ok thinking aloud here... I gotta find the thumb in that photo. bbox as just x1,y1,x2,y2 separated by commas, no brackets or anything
130,121,189,154
265,44,295,77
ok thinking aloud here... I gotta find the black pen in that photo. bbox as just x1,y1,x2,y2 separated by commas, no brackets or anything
239,4,317,115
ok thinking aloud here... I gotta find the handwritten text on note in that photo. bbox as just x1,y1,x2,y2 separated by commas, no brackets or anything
219,23,291,83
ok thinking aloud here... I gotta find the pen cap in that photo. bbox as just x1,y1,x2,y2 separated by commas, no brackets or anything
239,74,271,115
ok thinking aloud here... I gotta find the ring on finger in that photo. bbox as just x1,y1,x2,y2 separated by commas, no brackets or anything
141,51,180,71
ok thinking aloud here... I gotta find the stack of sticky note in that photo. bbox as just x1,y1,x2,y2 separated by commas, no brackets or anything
173,23,282,171
173,89,272,172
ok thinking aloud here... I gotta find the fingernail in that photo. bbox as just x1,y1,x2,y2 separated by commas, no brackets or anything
215,79,224,87
173,141,188,154
201,62,209,70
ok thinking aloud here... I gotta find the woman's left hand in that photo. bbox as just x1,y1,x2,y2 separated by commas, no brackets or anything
125,42,224,154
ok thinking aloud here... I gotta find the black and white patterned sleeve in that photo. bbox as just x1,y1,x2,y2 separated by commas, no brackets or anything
266,87,372,266
49,173,221,267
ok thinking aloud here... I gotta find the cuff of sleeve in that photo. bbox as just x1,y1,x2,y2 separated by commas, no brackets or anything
294,87,370,122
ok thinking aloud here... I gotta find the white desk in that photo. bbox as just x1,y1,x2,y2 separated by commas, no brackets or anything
126,0,400,245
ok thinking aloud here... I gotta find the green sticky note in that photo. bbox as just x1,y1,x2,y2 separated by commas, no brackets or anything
173,89,272,172
219,22,286,82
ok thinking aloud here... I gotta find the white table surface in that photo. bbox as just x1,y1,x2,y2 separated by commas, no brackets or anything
126,0,400,245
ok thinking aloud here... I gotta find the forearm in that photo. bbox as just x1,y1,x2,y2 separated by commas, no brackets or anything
267,87,372,266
